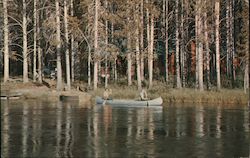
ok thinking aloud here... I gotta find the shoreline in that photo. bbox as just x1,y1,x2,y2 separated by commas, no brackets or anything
1,82,249,106
160,89,249,106
1,82,93,107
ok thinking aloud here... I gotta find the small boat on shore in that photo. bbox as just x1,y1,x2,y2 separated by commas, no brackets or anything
96,96,163,107
1,92,22,100
1,96,21,100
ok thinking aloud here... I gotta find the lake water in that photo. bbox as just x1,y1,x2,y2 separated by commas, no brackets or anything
1,100,249,157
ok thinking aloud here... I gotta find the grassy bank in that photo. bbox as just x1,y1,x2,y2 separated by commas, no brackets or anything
1,80,249,106
92,83,249,106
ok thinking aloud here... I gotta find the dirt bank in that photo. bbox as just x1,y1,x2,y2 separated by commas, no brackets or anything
1,81,93,107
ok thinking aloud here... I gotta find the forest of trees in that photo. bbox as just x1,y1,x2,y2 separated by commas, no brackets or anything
0,0,249,93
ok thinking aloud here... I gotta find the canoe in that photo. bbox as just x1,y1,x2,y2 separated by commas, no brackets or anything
96,96,163,107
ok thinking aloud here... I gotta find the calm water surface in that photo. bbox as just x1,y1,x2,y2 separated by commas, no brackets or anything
1,100,249,158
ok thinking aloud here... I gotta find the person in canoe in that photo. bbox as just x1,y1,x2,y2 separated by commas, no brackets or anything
140,82,149,101
103,88,112,105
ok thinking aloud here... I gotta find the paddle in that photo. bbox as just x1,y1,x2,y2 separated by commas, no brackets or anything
103,99,107,105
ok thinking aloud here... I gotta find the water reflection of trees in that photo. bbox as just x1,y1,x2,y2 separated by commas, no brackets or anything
22,102,28,157
64,102,74,157
2,103,9,157
164,105,225,139
56,101,62,157
163,105,250,157
31,101,42,156
1,101,249,157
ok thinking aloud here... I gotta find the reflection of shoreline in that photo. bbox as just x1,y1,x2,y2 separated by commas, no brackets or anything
22,102,28,157
243,107,249,133
147,109,155,141
93,106,100,158
146,108,156,156
195,106,205,137
216,107,222,138
1,100,249,157
64,102,73,157
56,102,62,157
32,101,42,155
103,105,112,136
2,104,9,157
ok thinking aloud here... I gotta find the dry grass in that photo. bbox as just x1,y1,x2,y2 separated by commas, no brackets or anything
91,81,249,106
162,88,248,105
91,84,140,99
1,80,248,106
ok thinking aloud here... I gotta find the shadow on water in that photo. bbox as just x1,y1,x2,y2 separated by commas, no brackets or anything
1,100,249,157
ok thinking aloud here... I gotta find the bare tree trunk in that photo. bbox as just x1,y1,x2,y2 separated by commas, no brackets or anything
195,4,199,89
37,9,42,83
98,61,101,84
3,0,9,83
64,0,71,90
88,46,91,87
146,0,150,81
180,0,185,88
114,57,117,83
163,0,165,27
127,53,132,86
38,47,42,83
197,1,204,91
104,0,108,88
140,0,144,81
111,12,117,84
127,28,132,86
33,0,37,82
23,0,28,83
104,56,108,88
175,0,181,88
93,0,99,90
244,53,249,94
204,12,210,90
244,13,249,93
136,28,142,90
70,0,75,82
226,0,235,87
135,5,142,90
198,34,204,91
87,4,91,87
215,0,221,90
56,0,63,91
230,0,235,87
148,14,154,88
226,0,231,77
87,6,94,88
165,0,169,83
